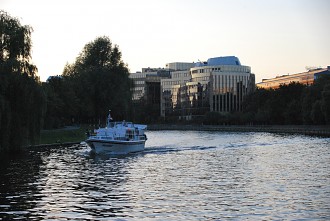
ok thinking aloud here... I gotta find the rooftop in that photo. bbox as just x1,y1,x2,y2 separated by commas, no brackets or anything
195,56,241,67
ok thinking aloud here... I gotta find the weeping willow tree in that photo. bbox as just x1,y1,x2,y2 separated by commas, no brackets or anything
0,11,46,152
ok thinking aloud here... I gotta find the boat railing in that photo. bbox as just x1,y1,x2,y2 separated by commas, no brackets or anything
114,137,128,141
107,121,135,128
127,135,147,141
137,134,147,141
88,134,146,141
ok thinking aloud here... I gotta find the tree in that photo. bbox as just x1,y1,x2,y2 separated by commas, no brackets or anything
62,36,133,124
203,111,228,125
321,84,330,124
0,11,45,152
311,100,325,125
301,88,315,124
284,100,302,124
301,75,330,125
0,10,36,77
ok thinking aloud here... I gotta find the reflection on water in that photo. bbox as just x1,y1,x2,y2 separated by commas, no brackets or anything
0,131,330,220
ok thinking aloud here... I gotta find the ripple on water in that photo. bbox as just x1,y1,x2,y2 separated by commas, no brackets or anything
0,131,329,220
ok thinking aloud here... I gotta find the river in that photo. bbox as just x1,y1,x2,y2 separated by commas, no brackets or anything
0,131,329,220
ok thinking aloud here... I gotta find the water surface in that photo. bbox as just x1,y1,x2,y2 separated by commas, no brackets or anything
0,131,329,220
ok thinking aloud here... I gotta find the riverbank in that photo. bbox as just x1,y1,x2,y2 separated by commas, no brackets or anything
33,124,330,147
148,124,330,137
33,126,87,147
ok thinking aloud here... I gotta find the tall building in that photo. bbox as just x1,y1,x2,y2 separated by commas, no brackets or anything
161,70,192,117
130,67,172,106
160,56,255,119
129,67,170,101
129,71,147,101
256,67,330,89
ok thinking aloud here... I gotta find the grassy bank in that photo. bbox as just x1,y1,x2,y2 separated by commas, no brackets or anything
39,126,88,145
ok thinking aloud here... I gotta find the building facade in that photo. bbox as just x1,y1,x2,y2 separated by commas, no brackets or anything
161,70,192,117
129,71,147,101
160,56,255,119
129,67,170,101
165,62,195,71
256,67,330,89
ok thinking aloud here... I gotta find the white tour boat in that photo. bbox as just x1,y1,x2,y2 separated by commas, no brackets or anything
86,112,147,154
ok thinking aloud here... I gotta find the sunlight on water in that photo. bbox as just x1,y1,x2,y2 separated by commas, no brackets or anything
1,131,329,220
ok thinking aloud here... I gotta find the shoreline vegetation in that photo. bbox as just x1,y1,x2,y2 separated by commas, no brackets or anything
148,124,330,137
34,124,330,148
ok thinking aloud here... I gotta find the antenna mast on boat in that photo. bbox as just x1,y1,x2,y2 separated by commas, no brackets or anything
107,109,113,127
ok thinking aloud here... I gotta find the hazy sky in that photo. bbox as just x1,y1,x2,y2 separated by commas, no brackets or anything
2,0,329,82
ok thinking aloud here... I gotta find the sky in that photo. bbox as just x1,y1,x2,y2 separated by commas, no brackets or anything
1,0,329,83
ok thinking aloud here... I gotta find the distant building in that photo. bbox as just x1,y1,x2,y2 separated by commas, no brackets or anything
191,56,254,115
165,62,195,71
256,66,330,89
160,56,255,119
130,56,255,119
161,70,192,117
129,71,147,101
145,69,171,108
129,68,171,104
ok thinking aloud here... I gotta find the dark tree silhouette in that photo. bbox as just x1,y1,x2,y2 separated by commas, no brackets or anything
0,11,46,152
43,36,134,126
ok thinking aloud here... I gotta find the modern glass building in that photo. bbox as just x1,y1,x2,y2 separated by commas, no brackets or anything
129,71,147,101
161,70,191,117
130,67,170,101
161,56,255,119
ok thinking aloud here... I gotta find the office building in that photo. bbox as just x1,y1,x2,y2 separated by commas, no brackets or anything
161,70,192,117
160,56,255,119
129,71,147,101
165,62,195,71
130,67,171,104
256,67,330,89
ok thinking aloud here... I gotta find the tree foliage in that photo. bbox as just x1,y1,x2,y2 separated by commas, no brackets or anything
43,36,133,127
204,77,330,125
0,11,45,152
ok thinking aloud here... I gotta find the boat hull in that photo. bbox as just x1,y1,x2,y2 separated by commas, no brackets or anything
86,139,145,154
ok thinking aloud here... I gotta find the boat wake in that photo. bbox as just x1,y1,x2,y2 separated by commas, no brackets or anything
143,145,218,155
79,141,258,158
